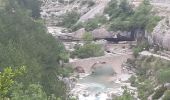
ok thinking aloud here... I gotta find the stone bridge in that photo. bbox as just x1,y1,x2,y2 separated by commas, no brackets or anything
68,53,132,74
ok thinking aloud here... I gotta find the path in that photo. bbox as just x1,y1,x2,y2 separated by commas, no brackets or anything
140,51,170,61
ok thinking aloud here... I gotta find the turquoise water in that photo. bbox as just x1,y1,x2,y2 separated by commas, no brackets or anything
78,64,120,93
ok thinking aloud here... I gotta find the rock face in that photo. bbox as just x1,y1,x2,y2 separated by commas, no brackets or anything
78,0,110,22
151,17,170,50
41,0,97,25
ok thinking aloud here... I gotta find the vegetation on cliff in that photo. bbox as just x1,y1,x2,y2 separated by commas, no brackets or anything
127,56,170,99
105,0,160,33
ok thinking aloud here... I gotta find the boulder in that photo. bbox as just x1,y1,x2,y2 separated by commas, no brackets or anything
91,28,112,39
70,28,86,40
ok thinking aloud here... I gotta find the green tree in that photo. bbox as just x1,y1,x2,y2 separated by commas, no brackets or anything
0,67,25,99
131,0,152,30
0,0,69,98
17,0,41,19
11,83,48,100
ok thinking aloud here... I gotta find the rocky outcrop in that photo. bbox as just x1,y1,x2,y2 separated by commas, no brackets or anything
91,28,112,39
58,27,134,42
41,0,96,25
151,17,170,50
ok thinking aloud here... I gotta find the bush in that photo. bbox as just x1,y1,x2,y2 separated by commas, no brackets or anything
163,90,170,100
115,87,134,100
133,47,142,58
157,69,170,83
132,40,150,57
129,75,137,87
61,11,80,28
152,86,167,99
70,22,84,32
73,43,104,59
60,67,73,77
84,15,107,31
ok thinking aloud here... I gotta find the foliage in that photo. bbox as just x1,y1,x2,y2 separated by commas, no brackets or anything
61,11,80,28
83,32,93,43
152,86,167,99
157,69,170,83
130,0,152,30
0,0,69,99
129,75,137,87
11,83,48,100
137,80,154,100
84,15,107,31
146,16,161,33
60,67,74,77
133,47,142,58
0,67,25,99
71,15,107,32
17,0,41,19
72,43,104,59
115,87,133,100
163,90,170,100
105,0,134,31
105,0,160,33
71,32,104,58
131,56,170,99
71,22,84,32
132,40,150,57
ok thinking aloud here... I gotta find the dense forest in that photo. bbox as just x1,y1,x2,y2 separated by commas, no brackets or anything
0,0,69,99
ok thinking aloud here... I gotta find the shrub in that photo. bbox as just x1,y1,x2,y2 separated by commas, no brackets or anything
163,90,170,100
132,40,150,57
157,69,170,83
84,19,99,31
129,75,137,87
152,86,167,99
73,43,104,59
61,11,80,28
84,15,107,31
70,22,84,32
133,47,142,58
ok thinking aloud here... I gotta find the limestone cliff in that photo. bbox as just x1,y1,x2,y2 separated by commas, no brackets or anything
151,17,170,50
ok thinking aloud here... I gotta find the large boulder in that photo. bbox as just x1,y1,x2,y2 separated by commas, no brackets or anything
91,28,112,39
151,17,170,50
70,28,86,40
